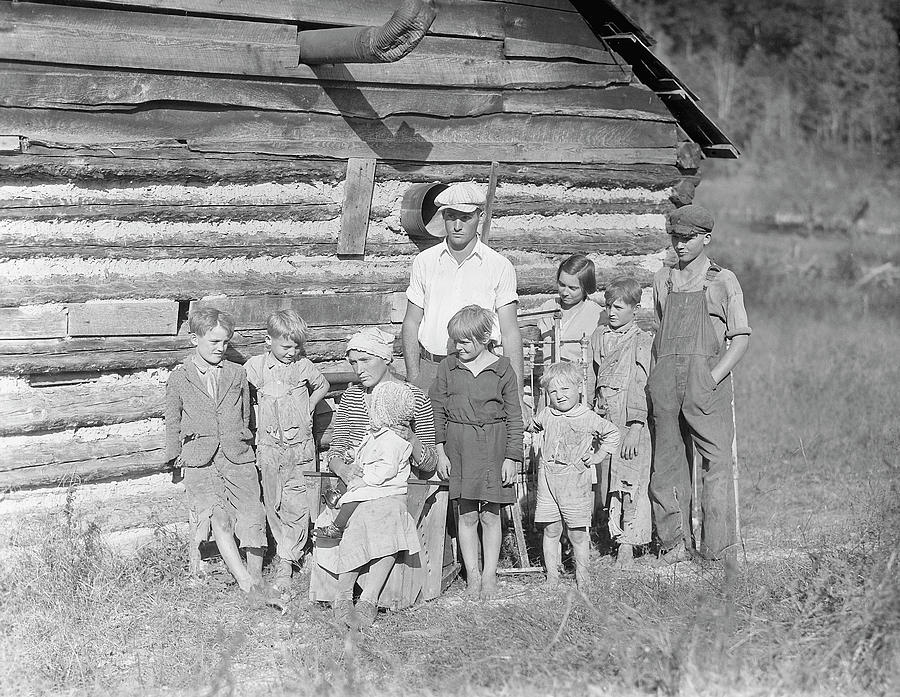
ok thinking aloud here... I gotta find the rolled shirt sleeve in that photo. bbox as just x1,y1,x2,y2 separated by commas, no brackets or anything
721,271,752,339
592,415,621,458
406,254,426,308
494,257,518,309
300,358,329,396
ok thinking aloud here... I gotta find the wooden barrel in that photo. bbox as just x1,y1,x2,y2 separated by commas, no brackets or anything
401,182,448,238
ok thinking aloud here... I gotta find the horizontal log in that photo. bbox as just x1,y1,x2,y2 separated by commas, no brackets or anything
0,152,687,189
0,325,398,375
0,381,166,436
190,292,405,329
0,429,165,473
0,198,664,228
0,305,68,339
0,202,348,223
68,301,179,336
0,228,668,260
0,447,168,489
0,65,662,121
5,107,674,164
0,260,654,307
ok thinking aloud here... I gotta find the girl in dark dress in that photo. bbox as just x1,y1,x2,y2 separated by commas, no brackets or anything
430,305,524,599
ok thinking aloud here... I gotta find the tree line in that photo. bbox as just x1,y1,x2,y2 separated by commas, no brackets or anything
619,0,900,154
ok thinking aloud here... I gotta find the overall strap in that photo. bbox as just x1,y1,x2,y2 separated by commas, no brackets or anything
703,260,722,290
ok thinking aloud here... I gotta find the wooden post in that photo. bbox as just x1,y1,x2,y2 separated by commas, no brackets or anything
730,374,742,551
337,157,376,256
480,160,499,243
579,334,590,401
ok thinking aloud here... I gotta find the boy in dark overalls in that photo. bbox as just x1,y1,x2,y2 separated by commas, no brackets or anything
648,205,751,564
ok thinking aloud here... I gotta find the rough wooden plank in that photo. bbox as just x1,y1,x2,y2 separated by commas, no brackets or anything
0,306,68,339
0,65,505,118
501,2,602,48
190,293,397,329
0,3,629,85
0,66,662,122
1,1,296,42
0,151,684,188
504,85,672,120
0,2,298,77
4,107,673,163
68,301,179,337
71,0,304,22
338,158,376,257
503,37,611,62
490,0,576,11
481,161,500,243
86,0,506,39
11,53,629,90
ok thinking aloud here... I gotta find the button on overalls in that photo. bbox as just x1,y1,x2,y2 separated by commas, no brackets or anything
647,267,737,560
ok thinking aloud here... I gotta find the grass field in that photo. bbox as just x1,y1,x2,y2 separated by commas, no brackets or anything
2,230,898,697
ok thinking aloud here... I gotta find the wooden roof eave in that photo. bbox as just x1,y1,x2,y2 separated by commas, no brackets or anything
599,33,739,159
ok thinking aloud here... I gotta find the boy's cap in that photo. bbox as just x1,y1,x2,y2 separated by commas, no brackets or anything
667,204,715,234
435,182,486,213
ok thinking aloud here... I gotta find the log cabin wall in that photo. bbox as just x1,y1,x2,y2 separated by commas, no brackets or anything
0,0,698,547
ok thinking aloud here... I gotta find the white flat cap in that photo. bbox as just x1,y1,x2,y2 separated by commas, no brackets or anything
435,182,486,213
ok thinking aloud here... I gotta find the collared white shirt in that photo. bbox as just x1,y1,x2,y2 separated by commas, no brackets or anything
406,237,518,355
191,353,222,400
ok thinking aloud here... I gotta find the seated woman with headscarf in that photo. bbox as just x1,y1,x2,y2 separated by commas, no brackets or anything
315,327,438,629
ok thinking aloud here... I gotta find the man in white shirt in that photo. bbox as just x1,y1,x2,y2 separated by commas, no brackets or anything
401,182,525,403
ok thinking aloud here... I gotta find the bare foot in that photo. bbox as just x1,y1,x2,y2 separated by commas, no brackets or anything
541,573,561,590
480,573,498,600
188,558,209,578
466,574,482,598
615,544,635,569
575,572,591,594
273,559,293,593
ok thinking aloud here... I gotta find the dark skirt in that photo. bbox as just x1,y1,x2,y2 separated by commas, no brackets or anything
444,421,515,504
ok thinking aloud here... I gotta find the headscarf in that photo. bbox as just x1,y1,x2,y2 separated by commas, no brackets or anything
346,327,394,362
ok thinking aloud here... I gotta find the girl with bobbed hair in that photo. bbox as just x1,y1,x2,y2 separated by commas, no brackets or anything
537,254,603,363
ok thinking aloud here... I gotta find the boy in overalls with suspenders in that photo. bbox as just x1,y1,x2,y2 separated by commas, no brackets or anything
647,205,751,564
246,310,330,591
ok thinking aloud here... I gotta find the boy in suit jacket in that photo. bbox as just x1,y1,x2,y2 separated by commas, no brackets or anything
165,308,268,592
